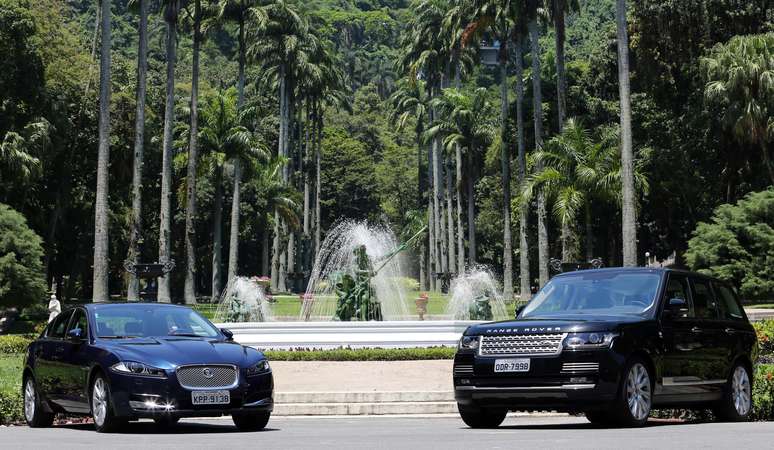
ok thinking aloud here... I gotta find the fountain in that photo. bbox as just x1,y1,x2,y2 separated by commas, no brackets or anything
214,276,273,323
301,220,423,321
445,267,509,321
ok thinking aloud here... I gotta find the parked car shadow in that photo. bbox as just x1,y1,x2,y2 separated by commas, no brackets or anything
494,418,693,431
56,420,279,435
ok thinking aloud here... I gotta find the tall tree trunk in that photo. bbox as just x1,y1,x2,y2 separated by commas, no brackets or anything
553,0,567,131
127,0,148,301
467,150,476,266
585,201,594,261
561,220,576,262
211,166,223,301
158,2,178,303
315,107,322,258
93,0,111,302
237,18,246,108
446,154,455,274
261,225,270,276
431,84,446,279
616,0,637,267
272,70,288,291
428,122,437,291
500,57,513,302
227,159,241,283
529,17,550,287
454,60,465,274
515,32,531,300
183,0,201,305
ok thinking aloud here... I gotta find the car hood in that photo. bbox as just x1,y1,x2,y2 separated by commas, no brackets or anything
465,315,648,335
98,337,262,369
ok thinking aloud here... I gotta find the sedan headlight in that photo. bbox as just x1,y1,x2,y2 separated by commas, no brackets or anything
110,361,167,378
246,360,271,376
563,332,618,350
458,336,480,351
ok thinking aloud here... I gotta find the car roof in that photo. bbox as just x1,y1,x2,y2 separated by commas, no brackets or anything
82,302,193,311
551,266,718,280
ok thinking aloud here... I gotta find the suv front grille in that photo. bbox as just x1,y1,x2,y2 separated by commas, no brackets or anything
176,365,238,389
479,334,566,356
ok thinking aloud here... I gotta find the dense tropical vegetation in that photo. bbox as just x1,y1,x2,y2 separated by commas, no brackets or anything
0,0,771,304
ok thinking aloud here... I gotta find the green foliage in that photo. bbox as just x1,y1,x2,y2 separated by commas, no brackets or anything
263,346,455,361
0,334,34,354
752,364,774,421
754,319,774,362
0,203,46,309
0,353,23,424
685,189,774,300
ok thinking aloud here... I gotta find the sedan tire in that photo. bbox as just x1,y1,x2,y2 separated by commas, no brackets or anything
91,374,124,433
232,412,271,431
23,377,54,428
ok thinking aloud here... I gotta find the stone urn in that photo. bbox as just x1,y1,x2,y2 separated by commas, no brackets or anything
415,293,429,320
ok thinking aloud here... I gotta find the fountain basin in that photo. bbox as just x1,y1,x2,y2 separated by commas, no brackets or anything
214,320,483,350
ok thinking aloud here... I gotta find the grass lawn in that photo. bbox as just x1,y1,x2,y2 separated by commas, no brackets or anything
748,304,774,309
0,354,22,394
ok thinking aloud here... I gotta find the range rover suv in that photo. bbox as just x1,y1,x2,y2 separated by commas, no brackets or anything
453,268,758,428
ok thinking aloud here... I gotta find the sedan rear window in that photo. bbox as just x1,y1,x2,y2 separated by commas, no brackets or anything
521,271,662,318
93,306,220,338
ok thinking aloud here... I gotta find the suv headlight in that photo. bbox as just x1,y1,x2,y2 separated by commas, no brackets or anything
246,360,271,376
563,332,618,350
111,361,167,378
458,336,479,351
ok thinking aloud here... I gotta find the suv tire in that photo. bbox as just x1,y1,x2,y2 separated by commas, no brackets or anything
585,410,614,426
611,358,652,427
713,363,752,422
458,404,507,428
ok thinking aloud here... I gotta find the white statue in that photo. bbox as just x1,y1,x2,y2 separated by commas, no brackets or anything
48,293,61,323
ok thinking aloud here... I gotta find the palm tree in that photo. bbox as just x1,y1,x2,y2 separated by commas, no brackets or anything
389,77,430,287
702,32,774,185
249,0,308,292
217,0,265,108
547,0,579,131
126,0,149,301
158,0,181,303
0,120,45,184
93,0,111,302
522,119,649,261
514,30,530,299
527,0,550,286
426,87,496,271
615,0,637,266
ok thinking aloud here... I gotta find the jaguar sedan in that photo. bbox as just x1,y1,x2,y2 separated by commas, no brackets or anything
22,303,273,432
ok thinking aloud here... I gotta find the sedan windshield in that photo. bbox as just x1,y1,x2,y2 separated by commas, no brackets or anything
93,305,220,339
521,271,661,318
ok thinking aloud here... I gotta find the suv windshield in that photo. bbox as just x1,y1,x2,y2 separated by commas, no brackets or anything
93,305,220,339
521,271,661,318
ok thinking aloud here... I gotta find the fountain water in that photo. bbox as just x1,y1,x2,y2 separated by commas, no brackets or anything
214,276,273,323
301,220,412,321
445,267,509,321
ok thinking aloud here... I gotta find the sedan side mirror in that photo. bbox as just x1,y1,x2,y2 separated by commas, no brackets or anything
67,328,84,341
221,328,234,341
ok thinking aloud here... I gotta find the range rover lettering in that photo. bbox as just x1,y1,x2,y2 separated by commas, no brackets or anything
453,268,758,428
22,303,273,432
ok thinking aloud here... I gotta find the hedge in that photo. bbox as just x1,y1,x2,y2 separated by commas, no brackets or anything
0,389,23,425
0,335,33,354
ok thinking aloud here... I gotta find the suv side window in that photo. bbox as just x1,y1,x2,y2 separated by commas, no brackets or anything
47,310,73,339
663,274,692,318
714,282,745,321
690,279,719,320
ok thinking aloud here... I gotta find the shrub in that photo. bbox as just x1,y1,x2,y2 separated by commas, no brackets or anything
19,303,48,321
263,346,455,361
752,364,774,420
754,320,774,363
685,189,774,300
0,334,33,354
0,389,23,425
0,203,47,309
394,277,420,292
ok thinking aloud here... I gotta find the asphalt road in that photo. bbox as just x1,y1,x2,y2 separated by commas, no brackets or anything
3,415,774,449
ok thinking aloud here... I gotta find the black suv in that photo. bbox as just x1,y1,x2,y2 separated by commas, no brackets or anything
454,268,758,428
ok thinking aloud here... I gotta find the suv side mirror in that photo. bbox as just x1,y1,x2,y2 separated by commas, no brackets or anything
67,328,84,341
221,328,234,341
663,298,689,318
515,305,526,318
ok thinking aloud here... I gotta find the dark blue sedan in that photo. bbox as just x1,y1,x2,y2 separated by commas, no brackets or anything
22,303,273,432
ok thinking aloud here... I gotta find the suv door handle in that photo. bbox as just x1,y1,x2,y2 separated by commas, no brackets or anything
691,327,702,333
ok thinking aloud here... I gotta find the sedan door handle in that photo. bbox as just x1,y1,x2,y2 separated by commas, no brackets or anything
724,328,737,334
691,327,702,333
